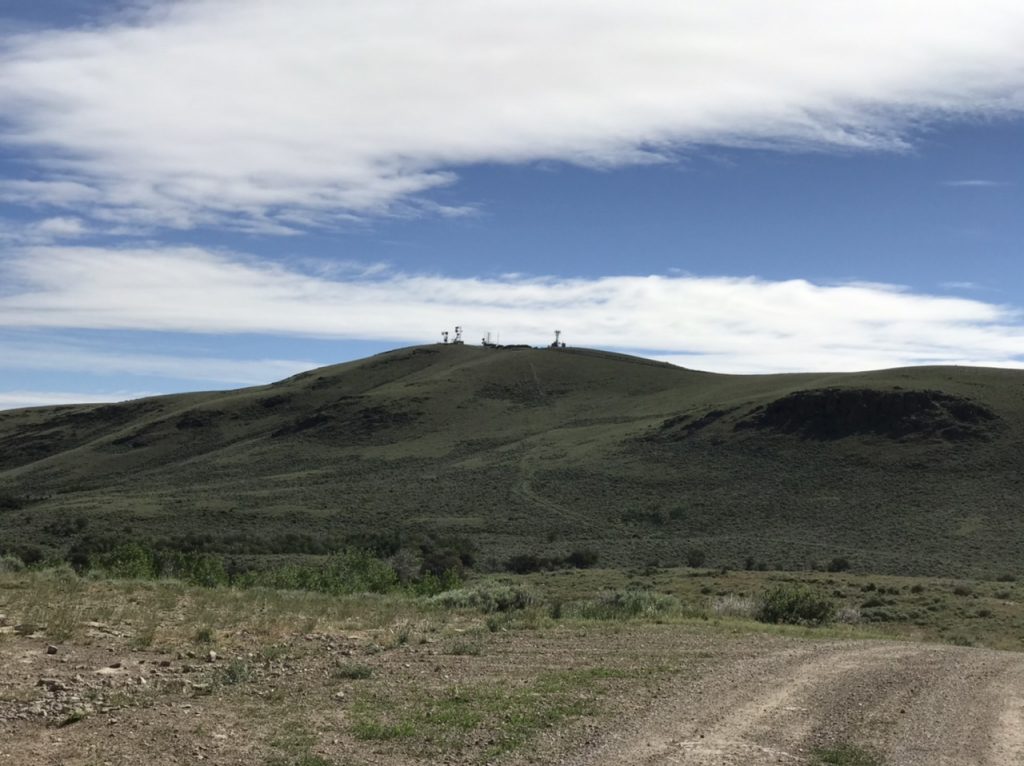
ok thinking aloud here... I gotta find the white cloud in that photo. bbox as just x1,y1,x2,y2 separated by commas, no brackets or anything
0,1,1023,229
0,340,317,384
0,216,90,244
0,390,148,411
1,246,1023,373
941,281,984,290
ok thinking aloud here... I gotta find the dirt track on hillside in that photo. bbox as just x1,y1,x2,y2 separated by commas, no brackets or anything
569,640,1024,766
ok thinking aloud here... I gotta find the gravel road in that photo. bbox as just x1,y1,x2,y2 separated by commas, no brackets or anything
570,640,1024,765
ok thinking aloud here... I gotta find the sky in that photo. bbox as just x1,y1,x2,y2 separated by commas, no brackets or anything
1,1,1023,409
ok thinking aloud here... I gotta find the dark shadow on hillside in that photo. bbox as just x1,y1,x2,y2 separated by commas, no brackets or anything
736,388,997,441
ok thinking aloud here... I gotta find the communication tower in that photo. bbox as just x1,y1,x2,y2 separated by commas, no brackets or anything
453,326,464,344
441,330,449,344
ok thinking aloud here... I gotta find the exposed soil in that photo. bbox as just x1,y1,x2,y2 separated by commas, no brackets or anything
3,613,1022,766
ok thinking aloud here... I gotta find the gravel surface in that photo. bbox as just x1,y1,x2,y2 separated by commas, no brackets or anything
2,621,1022,765
569,640,1024,765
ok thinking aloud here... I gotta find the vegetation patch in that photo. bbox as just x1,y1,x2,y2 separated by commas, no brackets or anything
812,743,884,766
429,581,538,613
739,387,996,441
756,584,836,626
350,668,631,759
569,589,680,620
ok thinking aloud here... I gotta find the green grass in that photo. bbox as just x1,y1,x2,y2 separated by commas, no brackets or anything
812,743,884,765
349,667,638,759
2,344,1024,579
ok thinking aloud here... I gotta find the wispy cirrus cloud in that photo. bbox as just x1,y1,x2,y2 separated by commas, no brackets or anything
0,390,151,411
1,246,1023,374
0,1,1023,230
0,215,91,244
0,340,317,385
941,179,1012,188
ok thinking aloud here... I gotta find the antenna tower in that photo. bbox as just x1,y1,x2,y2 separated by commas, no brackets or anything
441,330,449,344
453,326,464,344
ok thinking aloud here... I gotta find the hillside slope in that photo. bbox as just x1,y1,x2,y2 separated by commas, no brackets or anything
1,344,1022,576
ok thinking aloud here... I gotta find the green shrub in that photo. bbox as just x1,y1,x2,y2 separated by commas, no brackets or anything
0,554,25,573
505,554,547,574
0,493,23,512
685,548,706,568
429,581,538,613
409,568,461,596
236,548,399,595
92,543,158,579
565,549,599,569
161,551,229,587
757,584,835,626
827,557,851,572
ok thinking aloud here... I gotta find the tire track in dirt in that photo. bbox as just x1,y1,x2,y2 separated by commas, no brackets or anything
568,640,1024,766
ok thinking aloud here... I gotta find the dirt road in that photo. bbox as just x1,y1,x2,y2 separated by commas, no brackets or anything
570,640,1024,766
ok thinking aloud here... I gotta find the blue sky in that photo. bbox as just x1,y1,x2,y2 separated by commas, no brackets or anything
1,1,1023,408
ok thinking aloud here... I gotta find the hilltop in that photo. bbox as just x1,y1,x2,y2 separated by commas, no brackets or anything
1,343,1022,577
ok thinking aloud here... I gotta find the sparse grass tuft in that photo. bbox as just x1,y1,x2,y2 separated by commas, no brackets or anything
711,594,757,619
332,661,373,680
569,589,680,620
812,743,883,765
219,658,251,685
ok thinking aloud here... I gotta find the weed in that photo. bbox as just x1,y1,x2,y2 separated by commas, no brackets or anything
219,658,251,685
445,636,484,656
332,662,373,680
570,589,680,620
711,594,756,619
193,626,214,644
58,709,88,727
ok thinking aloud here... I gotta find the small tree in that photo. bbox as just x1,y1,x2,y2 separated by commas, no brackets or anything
685,548,706,568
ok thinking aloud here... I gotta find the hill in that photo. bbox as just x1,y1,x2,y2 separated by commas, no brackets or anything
1,343,1022,577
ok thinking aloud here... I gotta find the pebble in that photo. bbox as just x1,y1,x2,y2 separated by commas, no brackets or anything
206,651,217,663
46,645,58,655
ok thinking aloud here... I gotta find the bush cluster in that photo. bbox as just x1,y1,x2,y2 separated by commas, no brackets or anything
0,493,25,512
756,584,835,625
79,541,461,596
504,548,599,574
430,582,538,613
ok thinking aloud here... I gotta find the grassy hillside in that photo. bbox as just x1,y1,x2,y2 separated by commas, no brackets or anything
1,343,1022,577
